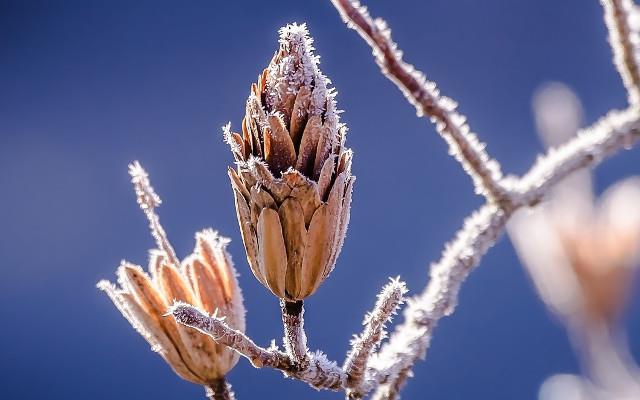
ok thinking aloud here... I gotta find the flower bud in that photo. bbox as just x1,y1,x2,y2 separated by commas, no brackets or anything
98,163,245,386
225,23,354,301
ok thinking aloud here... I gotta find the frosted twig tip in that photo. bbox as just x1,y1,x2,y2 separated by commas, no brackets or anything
128,160,162,211
343,277,408,395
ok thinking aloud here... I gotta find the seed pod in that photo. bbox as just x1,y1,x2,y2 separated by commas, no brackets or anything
98,163,246,386
225,23,354,301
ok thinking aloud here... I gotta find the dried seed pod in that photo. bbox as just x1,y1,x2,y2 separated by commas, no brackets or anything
225,23,354,301
98,163,246,387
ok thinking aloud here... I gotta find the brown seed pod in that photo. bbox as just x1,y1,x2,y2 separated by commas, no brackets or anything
225,23,354,301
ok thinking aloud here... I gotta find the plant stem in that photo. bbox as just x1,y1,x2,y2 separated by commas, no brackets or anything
204,378,235,400
281,299,309,369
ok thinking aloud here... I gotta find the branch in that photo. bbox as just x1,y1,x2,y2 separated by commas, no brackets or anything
370,107,640,398
329,0,509,204
370,204,510,398
169,302,347,390
328,1,640,396
128,161,182,269
602,0,640,105
512,107,640,205
343,278,407,397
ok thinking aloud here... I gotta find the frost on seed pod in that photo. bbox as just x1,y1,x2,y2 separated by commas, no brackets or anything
98,164,245,386
224,23,354,301
99,230,246,385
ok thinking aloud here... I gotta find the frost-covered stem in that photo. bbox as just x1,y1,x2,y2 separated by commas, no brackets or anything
369,108,640,397
602,0,640,105
370,204,511,398
344,279,406,397
370,369,408,400
281,300,310,370
128,161,181,269
205,378,235,400
170,302,292,369
513,107,640,205
329,0,509,204
169,302,347,390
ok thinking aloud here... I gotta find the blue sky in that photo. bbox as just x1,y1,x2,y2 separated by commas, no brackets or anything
1,1,639,399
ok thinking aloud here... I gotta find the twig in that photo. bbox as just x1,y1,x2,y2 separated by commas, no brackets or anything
602,0,640,105
370,204,510,398
343,278,407,398
512,107,640,205
128,161,181,269
329,0,509,205
169,302,347,390
370,369,410,400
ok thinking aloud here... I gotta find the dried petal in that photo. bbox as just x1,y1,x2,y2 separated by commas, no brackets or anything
117,264,203,380
257,208,288,298
278,198,307,300
233,189,266,286
295,115,322,176
228,167,250,200
317,155,336,201
264,114,296,174
249,186,277,227
290,85,312,145
300,204,333,298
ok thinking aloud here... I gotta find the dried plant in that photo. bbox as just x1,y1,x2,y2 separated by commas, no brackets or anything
99,1,640,399
98,162,245,400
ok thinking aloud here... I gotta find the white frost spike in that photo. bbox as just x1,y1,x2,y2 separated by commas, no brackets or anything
343,278,407,395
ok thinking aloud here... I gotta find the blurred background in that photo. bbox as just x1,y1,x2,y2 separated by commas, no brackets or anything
1,0,639,398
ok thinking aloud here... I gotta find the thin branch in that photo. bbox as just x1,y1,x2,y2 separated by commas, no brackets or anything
602,0,640,105
343,278,407,398
370,204,510,398
329,0,509,204
169,302,347,390
370,369,410,400
128,161,181,269
512,107,640,205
